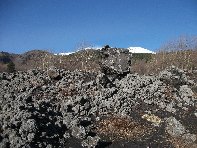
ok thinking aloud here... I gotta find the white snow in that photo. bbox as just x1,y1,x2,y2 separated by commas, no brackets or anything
84,46,102,50
54,46,102,56
54,52,74,56
55,46,155,56
128,47,155,54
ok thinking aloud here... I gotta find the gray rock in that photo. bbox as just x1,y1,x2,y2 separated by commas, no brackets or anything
182,133,196,143
81,136,100,148
194,112,197,117
165,102,176,113
0,138,9,148
1,65,197,147
47,67,61,79
71,126,86,139
46,144,53,148
179,85,194,105
27,133,35,141
19,119,37,133
100,48,132,75
159,101,166,109
165,117,186,137
63,132,70,139
159,66,188,88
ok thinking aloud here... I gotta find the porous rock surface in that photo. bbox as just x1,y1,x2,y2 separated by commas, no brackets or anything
0,65,197,147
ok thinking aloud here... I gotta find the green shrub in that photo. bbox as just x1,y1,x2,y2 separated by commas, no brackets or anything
7,62,16,73
132,53,153,63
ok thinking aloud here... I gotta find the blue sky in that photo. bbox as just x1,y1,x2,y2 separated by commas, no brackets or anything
0,0,197,53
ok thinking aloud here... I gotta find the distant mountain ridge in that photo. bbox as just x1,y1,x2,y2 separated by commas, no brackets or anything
0,46,156,73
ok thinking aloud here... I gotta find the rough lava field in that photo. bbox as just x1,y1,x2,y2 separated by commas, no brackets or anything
0,48,197,148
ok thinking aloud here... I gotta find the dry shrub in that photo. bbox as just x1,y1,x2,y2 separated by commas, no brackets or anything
96,115,154,141
0,63,7,72
132,60,149,75
54,49,102,73
131,50,197,75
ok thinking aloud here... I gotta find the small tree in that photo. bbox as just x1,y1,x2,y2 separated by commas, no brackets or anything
7,62,16,73
160,35,197,51
104,45,110,49
102,45,110,50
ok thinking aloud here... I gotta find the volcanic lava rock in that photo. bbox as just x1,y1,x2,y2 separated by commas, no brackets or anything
71,126,86,139
0,65,197,147
47,67,62,80
81,136,100,148
159,65,188,88
182,133,197,143
100,48,132,79
165,117,186,137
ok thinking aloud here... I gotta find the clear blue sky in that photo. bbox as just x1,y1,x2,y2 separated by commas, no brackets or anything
0,0,197,53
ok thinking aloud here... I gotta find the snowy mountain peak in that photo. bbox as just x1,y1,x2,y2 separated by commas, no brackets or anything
84,46,102,50
54,46,102,56
128,47,155,54
54,46,155,56
54,52,74,56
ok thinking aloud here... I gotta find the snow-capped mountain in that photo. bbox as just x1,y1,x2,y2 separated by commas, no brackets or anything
54,47,102,56
128,47,155,54
84,46,102,50
54,46,155,56
54,52,74,56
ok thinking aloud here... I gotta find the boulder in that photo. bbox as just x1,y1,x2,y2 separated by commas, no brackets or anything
81,136,100,148
71,126,86,139
165,117,185,137
100,48,132,78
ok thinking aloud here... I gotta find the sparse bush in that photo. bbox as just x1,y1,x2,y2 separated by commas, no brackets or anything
7,61,16,73
160,35,197,51
103,45,110,49
0,63,7,72
96,115,153,141
131,50,197,75
132,53,153,63
131,35,197,75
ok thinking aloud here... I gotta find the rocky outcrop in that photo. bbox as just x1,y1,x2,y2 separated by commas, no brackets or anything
0,65,197,147
100,48,132,81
